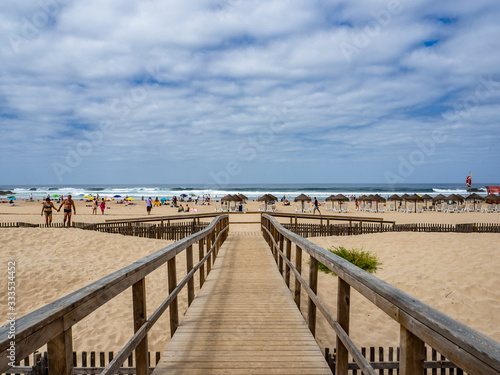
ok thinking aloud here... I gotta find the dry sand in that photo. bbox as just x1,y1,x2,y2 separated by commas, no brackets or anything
0,199,499,354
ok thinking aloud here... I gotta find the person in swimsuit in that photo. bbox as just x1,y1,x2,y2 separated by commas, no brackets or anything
92,199,98,214
41,197,59,225
58,195,76,227
100,199,106,214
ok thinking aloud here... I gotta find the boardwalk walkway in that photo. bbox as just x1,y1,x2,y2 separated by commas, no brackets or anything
153,231,332,374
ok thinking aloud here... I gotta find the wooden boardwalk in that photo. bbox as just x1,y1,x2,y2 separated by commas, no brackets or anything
153,232,332,374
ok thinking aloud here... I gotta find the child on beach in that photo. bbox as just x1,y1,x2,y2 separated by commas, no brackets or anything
100,199,106,214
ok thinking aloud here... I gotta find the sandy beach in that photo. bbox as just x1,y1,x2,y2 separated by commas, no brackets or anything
1,199,499,354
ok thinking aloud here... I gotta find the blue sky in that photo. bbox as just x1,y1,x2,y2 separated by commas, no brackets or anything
1,0,499,185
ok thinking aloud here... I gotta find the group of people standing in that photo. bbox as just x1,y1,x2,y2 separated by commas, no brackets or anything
91,197,107,215
41,195,76,226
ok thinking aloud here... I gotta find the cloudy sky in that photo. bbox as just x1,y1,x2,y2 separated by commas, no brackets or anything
1,0,499,185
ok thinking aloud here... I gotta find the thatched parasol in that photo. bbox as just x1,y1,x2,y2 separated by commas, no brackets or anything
221,194,238,202
267,194,278,201
446,194,463,202
433,194,446,201
325,195,336,202
465,193,483,210
483,194,499,202
236,193,248,201
465,193,482,201
387,194,400,201
294,193,311,211
421,194,433,208
257,194,273,202
334,194,349,201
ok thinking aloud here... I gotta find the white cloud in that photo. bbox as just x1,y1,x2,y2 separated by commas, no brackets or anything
0,0,499,184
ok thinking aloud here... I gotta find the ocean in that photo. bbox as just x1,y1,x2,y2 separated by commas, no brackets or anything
0,183,493,200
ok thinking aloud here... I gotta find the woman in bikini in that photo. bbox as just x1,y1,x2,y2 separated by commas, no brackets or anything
41,197,59,225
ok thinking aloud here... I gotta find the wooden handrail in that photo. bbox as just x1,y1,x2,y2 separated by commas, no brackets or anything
261,214,500,375
0,215,229,374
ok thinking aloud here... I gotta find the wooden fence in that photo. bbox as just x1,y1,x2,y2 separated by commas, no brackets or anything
324,346,467,374
0,220,210,241
0,215,230,375
261,214,500,375
283,222,500,237
3,346,467,375
74,221,209,240
2,350,163,375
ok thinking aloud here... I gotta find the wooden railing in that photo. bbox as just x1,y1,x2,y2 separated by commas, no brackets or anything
0,215,229,375
261,214,500,375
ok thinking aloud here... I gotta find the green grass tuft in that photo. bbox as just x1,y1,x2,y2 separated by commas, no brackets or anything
318,246,382,275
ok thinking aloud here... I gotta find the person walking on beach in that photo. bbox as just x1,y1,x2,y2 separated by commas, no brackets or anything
313,197,321,215
146,197,153,215
100,199,106,214
41,197,59,225
58,195,76,227
92,198,98,214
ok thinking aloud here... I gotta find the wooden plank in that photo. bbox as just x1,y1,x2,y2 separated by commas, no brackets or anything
132,279,148,375
336,278,350,375
167,257,178,337
186,245,194,306
400,325,425,375
294,245,302,309
47,327,73,375
154,233,331,374
308,256,318,337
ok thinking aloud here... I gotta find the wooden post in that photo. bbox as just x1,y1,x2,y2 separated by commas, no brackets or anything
206,233,212,275
132,279,148,375
186,245,194,306
294,245,302,309
336,277,350,375
285,239,291,287
400,325,425,375
47,326,73,375
199,238,205,288
168,257,179,336
279,234,284,276
308,256,318,337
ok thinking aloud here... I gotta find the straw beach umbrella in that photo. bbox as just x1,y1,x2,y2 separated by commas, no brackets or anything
266,194,278,202
465,193,482,210
433,194,446,201
372,194,386,212
406,194,422,213
236,194,248,201
421,194,433,209
294,193,311,212
483,194,499,203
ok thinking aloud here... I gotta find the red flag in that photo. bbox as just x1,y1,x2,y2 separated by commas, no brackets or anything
466,173,471,187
